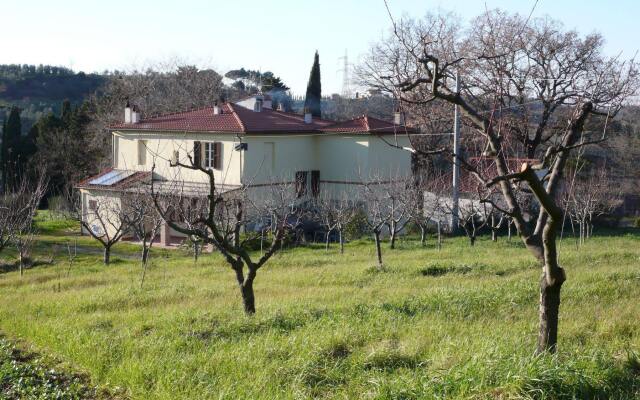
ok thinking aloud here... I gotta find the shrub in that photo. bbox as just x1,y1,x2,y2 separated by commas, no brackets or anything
344,208,369,240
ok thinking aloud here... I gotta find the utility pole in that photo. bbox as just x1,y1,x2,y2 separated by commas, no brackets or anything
450,72,461,233
337,49,351,98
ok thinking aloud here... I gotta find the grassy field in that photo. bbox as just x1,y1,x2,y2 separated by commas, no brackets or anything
0,213,639,399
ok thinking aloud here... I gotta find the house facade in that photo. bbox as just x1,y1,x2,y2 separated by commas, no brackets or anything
77,95,413,245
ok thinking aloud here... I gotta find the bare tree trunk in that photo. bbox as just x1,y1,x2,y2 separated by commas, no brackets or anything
537,273,562,353
420,225,426,247
469,234,476,246
103,246,111,265
437,221,442,251
241,281,255,314
19,251,24,277
536,212,566,354
142,245,149,264
389,221,397,249
507,219,512,241
373,230,383,269
325,229,331,251
578,221,583,245
140,259,149,289
193,241,199,264
491,214,497,242
339,230,344,254
260,229,264,255
234,264,256,315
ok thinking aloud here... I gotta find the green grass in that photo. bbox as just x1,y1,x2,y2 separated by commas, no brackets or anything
0,213,639,399
0,336,121,399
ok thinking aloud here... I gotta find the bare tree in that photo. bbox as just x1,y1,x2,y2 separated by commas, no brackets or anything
488,211,505,242
563,167,619,244
70,192,133,265
362,7,639,352
151,160,302,315
461,198,489,247
122,188,165,288
409,173,448,247
359,179,393,269
0,174,47,276
313,193,356,253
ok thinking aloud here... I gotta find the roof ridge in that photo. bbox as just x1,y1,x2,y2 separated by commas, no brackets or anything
227,103,246,132
270,108,337,124
144,105,215,121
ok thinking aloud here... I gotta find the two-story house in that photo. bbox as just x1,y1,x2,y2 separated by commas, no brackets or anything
77,95,413,245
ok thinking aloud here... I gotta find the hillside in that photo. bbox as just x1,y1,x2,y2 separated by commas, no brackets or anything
0,64,105,128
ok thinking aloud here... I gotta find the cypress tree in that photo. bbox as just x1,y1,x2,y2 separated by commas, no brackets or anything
1,116,6,192
61,99,72,127
2,107,22,190
304,51,322,118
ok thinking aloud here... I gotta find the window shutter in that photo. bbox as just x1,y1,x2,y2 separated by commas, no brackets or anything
311,170,320,197
193,141,202,167
213,142,222,169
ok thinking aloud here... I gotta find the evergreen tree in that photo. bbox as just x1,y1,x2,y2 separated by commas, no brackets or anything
304,51,322,118
61,99,72,126
1,116,6,192
1,107,23,191
33,101,95,196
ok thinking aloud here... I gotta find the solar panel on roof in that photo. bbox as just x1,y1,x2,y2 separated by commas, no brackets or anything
89,170,136,186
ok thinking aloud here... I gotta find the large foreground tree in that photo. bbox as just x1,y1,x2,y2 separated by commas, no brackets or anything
361,8,639,352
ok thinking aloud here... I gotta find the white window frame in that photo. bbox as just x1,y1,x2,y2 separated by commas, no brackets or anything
204,142,221,169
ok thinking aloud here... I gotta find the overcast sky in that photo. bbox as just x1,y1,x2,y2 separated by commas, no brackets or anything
2,0,638,95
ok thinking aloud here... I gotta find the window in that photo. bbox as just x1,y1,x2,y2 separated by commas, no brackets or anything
137,140,147,166
88,200,97,211
204,142,222,169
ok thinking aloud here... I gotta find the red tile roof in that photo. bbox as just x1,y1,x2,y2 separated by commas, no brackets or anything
110,103,414,135
321,115,417,134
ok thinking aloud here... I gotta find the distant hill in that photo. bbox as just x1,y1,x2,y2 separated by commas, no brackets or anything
0,64,106,129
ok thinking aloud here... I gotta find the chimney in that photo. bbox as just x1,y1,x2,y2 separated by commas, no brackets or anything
124,100,132,123
131,105,140,123
213,100,221,115
304,107,312,124
254,98,263,112
394,107,405,126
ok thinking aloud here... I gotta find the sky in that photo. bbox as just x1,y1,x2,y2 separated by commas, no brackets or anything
2,0,638,95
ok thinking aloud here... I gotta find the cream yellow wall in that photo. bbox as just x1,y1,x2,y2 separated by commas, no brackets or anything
113,130,243,187
80,189,124,238
111,130,411,198
367,135,412,179
242,135,316,184
314,134,411,199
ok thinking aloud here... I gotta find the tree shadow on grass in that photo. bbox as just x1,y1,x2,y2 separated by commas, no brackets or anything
0,258,55,274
